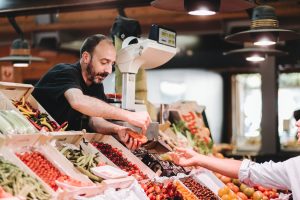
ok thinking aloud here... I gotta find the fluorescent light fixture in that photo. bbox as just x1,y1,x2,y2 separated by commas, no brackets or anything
246,55,265,62
254,38,276,46
188,7,216,16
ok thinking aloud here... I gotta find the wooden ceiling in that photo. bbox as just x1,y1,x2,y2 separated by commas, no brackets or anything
0,0,299,43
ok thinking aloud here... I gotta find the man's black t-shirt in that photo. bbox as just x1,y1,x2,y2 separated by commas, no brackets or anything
32,62,107,130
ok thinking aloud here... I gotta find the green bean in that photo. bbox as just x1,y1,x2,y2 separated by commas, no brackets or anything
0,157,51,199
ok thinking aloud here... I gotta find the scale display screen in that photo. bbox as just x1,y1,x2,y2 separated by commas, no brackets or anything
149,24,176,47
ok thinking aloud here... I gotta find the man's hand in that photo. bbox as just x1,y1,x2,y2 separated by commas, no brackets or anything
124,111,151,135
117,127,142,151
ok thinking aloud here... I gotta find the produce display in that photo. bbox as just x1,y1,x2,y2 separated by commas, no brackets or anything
16,151,71,191
180,177,219,200
59,145,103,183
133,148,186,177
92,142,148,181
0,110,36,134
12,98,68,132
127,129,148,144
159,102,214,155
174,180,198,200
140,181,183,200
0,156,51,199
217,175,279,200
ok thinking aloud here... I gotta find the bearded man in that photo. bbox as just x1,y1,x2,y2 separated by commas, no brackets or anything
32,34,150,150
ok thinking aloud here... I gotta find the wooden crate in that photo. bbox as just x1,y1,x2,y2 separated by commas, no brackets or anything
47,131,118,168
84,133,157,179
2,133,92,183
0,81,58,134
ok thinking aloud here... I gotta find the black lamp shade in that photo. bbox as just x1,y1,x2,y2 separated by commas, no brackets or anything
225,5,300,44
225,29,300,44
151,0,254,12
11,38,30,51
0,38,46,66
223,47,288,57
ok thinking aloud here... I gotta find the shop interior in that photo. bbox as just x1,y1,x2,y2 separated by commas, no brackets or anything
0,0,299,199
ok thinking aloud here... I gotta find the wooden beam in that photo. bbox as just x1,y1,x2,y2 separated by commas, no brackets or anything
0,1,299,40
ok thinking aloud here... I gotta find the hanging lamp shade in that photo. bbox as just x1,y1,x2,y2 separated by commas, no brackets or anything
225,5,300,44
151,0,255,13
223,47,287,62
0,38,46,67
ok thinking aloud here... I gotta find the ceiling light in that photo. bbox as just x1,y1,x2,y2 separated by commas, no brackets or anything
0,17,46,67
188,8,216,16
0,38,46,67
254,38,276,46
13,63,29,67
225,5,300,44
185,0,219,16
151,0,254,13
246,55,265,62
223,47,287,63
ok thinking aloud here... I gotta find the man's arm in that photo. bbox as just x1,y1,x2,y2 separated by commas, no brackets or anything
88,117,141,150
64,88,150,133
88,116,121,135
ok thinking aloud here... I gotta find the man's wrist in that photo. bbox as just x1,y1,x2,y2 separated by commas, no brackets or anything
119,109,131,122
112,125,123,134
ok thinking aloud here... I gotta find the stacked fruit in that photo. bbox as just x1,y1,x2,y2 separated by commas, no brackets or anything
12,97,68,132
174,180,198,200
133,148,187,177
180,177,219,200
92,142,148,181
140,181,183,200
217,174,279,200
17,151,70,190
59,146,102,183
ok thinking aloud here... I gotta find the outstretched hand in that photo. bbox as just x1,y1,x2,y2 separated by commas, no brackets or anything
117,127,142,151
296,119,300,143
169,148,201,167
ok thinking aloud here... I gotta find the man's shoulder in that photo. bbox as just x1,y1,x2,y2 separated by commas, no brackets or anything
51,62,80,73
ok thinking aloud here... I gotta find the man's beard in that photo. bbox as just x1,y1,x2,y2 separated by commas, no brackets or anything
86,62,109,84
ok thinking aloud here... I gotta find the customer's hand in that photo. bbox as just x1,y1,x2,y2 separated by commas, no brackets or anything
296,120,300,143
117,127,141,151
169,148,200,167
125,111,151,134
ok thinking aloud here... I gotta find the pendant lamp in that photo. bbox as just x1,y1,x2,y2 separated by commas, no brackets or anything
0,17,45,67
223,47,287,63
225,5,300,46
151,0,255,16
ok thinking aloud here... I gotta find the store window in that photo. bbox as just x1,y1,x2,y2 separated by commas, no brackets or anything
278,73,300,151
232,74,262,151
103,69,223,143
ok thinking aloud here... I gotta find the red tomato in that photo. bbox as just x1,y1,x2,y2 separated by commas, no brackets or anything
237,192,248,200
258,186,266,192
